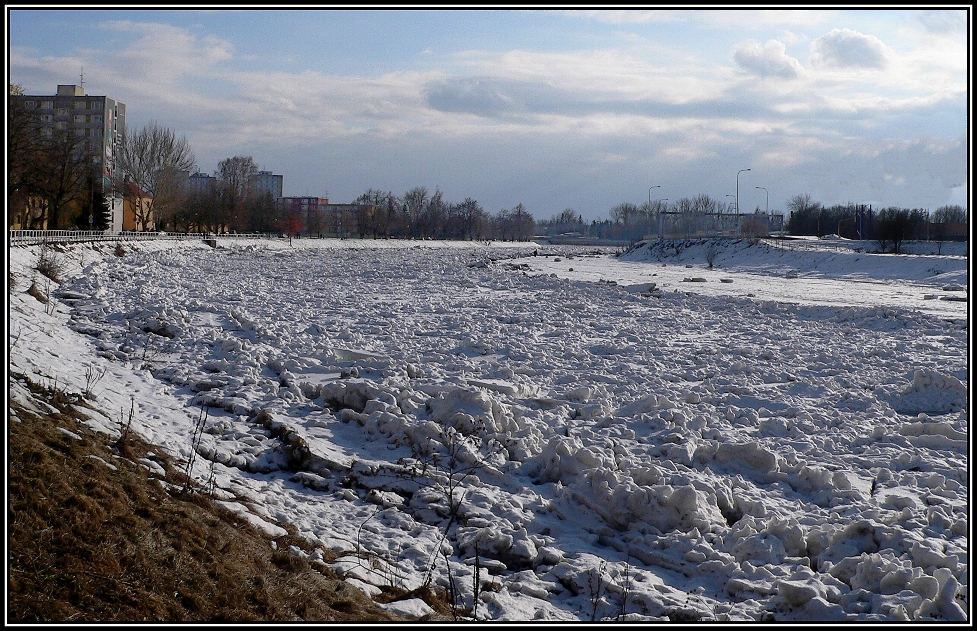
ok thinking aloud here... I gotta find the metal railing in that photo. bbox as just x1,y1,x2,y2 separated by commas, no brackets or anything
8,230,284,246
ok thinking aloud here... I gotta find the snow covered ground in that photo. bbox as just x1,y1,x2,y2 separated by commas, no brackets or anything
7,236,969,622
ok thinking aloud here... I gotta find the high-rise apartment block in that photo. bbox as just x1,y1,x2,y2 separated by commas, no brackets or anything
18,84,126,190
250,170,283,199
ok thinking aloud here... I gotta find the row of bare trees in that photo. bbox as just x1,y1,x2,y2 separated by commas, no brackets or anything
785,193,968,252
537,195,736,241
344,187,535,241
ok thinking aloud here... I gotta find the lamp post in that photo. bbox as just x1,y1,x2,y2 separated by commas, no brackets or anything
755,186,768,213
736,168,751,215
651,199,668,240
648,185,660,208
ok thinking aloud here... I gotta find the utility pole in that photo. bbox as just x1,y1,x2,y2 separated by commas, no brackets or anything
648,185,660,209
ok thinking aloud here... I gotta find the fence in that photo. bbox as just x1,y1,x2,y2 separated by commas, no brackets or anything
764,237,968,257
8,230,282,246
658,212,784,240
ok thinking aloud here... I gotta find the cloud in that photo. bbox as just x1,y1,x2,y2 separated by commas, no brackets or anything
731,39,803,79
565,9,687,25
697,9,836,29
423,78,519,117
810,28,892,69
100,20,234,81
916,9,967,34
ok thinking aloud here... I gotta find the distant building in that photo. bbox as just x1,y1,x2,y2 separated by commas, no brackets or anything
325,203,376,236
275,196,328,213
250,170,283,199
186,172,219,195
275,196,328,235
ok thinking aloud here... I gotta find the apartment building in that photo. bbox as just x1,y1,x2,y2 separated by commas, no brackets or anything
274,196,327,235
250,170,283,199
18,84,126,188
275,196,328,212
186,172,219,195
13,84,126,229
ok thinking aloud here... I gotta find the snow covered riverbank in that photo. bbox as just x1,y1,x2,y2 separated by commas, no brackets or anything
7,237,969,621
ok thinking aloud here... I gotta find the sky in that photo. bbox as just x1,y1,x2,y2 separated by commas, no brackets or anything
6,7,970,221
8,236,969,621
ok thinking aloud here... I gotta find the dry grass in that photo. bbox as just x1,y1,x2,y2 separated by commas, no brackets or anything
7,375,447,623
34,244,67,283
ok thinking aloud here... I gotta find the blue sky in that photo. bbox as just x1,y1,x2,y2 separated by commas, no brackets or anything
8,8,969,220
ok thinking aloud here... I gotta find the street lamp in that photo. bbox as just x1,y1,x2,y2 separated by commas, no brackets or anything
756,186,768,214
648,185,660,208
736,168,751,215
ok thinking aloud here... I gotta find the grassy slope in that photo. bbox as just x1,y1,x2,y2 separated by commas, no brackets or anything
7,374,456,623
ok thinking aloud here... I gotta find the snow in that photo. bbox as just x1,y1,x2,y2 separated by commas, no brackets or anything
6,236,970,622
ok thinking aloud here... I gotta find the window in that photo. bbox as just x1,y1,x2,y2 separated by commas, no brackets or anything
74,101,86,109
24,100,35,108
40,100,53,109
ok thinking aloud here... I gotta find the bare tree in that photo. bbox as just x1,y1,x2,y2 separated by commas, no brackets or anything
458,197,485,240
35,122,98,229
929,205,967,254
306,202,324,237
610,202,639,226
8,86,43,205
116,122,195,230
403,186,429,238
874,207,919,254
242,190,278,233
425,188,447,238
691,194,719,214
217,155,258,199
511,203,535,241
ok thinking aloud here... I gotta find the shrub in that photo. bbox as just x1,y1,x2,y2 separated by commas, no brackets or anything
35,244,66,283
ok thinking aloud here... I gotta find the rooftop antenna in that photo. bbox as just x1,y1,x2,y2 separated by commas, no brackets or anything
79,67,85,91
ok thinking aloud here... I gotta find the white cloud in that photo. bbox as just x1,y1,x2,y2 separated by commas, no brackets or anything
916,9,967,34
810,28,893,69
731,39,803,79
565,9,687,25
696,9,836,29
100,20,234,81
